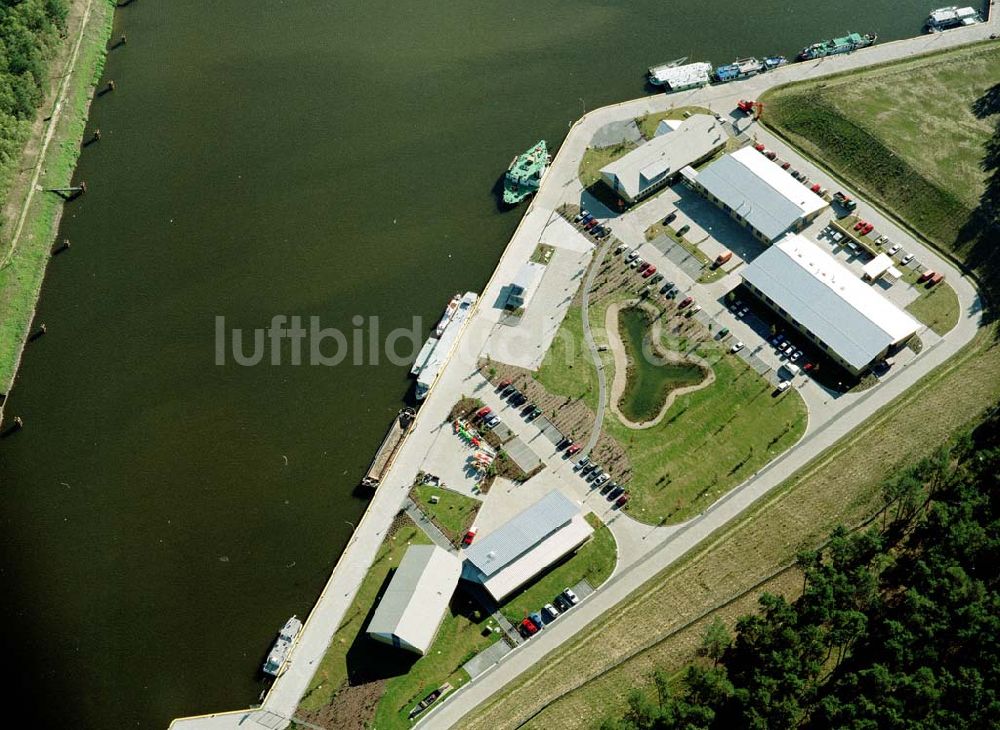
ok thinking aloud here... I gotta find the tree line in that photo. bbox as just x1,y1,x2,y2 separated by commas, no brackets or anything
602,403,1000,729
0,0,68,200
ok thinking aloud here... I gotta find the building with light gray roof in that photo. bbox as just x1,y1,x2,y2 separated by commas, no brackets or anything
685,146,828,243
600,114,726,203
462,490,593,601
366,544,461,655
741,234,918,374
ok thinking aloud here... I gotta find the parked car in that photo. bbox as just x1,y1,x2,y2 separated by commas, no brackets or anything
573,211,587,223
475,406,492,420
874,235,888,245
660,281,675,294
854,220,867,231
638,261,651,273
686,304,702,316
730,341,745,353
718,327,731,339
594,473,610,487
928,273,944,287
918,270,934,283
584,219,599,230
607,485,625,500
781,161,791,170
833,191,857,210
615,243,627,255
901,253,914,265
586,469,603,483
529,611,545,629
527,406,542,421
714,251,733,267
483,415,501,430
553,595,570,612
600,480,618,495
615,492,630,508
542,604,560,622
581,462,597,475
676,224,691,236
679,296,694,308
642,265,658,278
562,588,580,605
520,618,539,637
861,222,874,236
497,378,512,390
888,243,901,256
625,250,639,263
462,528,478,546
573,455,590,471
649,273,664,285
663,211,677,225
775,381,792,394
500,385,515,397
590,225,605,237
566,443,582,456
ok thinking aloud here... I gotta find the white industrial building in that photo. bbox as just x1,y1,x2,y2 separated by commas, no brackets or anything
461,490,593,602
600,114,726,203
684,146,828,243
366,544,462,655
740,235,919,374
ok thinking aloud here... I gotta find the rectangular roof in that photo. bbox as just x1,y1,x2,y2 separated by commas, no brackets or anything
463,490,579,578
475,514,594,601
693,146,827,241
367,544,462,654
862,253,893,279
741,235,919,370
650,61,712,88
601,115,725,199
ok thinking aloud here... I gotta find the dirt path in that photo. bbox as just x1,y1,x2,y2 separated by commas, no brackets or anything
1,0,95,268
604,300,715,430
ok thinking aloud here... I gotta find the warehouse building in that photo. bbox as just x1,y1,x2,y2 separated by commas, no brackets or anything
740,235,919,375
366,544,462,655
600,114,726,204
683,146,828,243
461,490,593,602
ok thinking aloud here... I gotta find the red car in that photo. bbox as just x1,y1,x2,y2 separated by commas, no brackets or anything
754,143,765,152
475,406,492,420
918,270,934,283
810,183,821,194
642,265,657,278
615,492,630,508
462,528,478,546
585,219,599,230
566,443,582,456
927,273,944,287
520,618,539,636
638,261,650,272
679,296,693,308
497,378,512,390
781,161,791,170
854,219,866,231
861,222,874,236
765,151,777,160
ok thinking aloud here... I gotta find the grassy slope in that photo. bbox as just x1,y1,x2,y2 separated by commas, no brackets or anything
760,41,1000,302
0,0,114,391
411,485,481,542
459,43,1000,730
578,142,637,189
500,513,616,624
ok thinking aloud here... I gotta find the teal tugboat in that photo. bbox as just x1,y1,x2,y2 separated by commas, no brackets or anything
502,140,551,205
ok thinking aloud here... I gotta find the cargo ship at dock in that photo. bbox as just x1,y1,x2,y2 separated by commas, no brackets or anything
412,292,478,401
796,32,877,61
502,141,550,205
714,57,764,82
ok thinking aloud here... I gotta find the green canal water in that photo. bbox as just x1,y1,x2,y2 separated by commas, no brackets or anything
0,1,932,727
617,307,706,422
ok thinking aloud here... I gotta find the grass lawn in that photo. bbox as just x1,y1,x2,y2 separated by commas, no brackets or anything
299,517,433,712
411,485,481,543
903,275,961,337
537,273,807,524
634,105,713,140
533,305,600,413
578,141,637,189
500,513,616,624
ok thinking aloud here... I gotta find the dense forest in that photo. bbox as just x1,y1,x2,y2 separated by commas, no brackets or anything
603,403,1000,729
0,0,68,198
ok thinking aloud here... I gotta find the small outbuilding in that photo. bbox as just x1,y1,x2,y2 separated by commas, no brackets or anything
367,544,462,655
862,253,893,281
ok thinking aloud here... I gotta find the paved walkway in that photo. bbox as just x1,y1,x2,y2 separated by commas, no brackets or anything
170,14,995,730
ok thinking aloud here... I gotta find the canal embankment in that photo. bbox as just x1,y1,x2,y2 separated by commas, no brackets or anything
0,0,114,416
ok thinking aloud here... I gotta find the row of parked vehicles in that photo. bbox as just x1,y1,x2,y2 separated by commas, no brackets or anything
518,588,579,638
572,209,612,241
571,455,630,508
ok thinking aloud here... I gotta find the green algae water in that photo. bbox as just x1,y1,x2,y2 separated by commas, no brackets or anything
618,307,705,422
0,1,933,726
